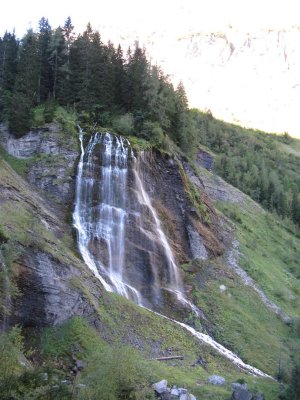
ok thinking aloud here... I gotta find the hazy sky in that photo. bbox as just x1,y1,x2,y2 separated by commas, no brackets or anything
1,0,299,38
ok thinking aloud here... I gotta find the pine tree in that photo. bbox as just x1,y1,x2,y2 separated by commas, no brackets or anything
9,30,39,136
0,31,18,120
125,42,149,118
37,17,52,102
48,27,66,101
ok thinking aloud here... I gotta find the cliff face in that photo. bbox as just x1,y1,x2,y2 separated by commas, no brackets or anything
0,126,224,328
1,125,298,385
0,122,78,215
0,157,105,330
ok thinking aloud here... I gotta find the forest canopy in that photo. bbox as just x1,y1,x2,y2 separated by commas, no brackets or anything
0,17,299,227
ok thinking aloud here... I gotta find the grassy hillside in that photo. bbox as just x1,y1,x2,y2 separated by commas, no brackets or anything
0,155,279,399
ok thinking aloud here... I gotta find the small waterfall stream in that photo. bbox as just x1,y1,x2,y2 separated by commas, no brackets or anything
0,247,11,332
73,130,271,378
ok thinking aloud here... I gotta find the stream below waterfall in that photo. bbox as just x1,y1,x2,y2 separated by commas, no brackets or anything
73,129,271,379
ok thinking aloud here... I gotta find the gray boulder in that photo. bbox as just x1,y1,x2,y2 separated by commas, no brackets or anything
232,383,248,390
152,379,168,394
208,375,226,385
171,387,180,397
232,387,253,400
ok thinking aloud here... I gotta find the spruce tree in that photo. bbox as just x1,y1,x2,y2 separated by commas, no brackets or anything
37,17,52,102
9,30,39,136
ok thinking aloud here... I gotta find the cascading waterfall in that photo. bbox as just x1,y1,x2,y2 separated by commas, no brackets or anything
73,129,141,304
134,154,200,316
73,129,271,378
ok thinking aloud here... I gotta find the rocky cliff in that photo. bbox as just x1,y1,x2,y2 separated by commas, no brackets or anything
1,123,299,398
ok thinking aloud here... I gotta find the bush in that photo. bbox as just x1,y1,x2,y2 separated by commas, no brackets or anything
54,106,77,137
112,113,134,135
139,120,163,143
79,346,155,400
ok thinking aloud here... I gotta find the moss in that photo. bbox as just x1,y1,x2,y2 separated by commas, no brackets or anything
178,161,211,224
0,146,36,177
127,135,153,153
53,106,78,138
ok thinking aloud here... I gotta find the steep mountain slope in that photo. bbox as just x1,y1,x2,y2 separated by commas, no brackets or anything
0,122,299,398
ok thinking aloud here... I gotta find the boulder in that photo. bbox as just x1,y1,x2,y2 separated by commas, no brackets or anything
171,387,180,396
152,379,168,394
232,383,248,390
161,392,171,400
208,375,226,385
231,387,253,400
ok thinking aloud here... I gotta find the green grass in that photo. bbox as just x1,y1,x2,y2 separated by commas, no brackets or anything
190,267,290,376
39,315,278,400
217,202,300,317
187,200,300,379
0,146,35,177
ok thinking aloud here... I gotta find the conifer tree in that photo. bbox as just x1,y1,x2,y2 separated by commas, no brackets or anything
37,17,52,102
9,30,39,135
0,31,18,120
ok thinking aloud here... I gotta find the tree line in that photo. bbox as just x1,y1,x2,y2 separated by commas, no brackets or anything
0,17,195,153
0,17,299,226
191,110,300,227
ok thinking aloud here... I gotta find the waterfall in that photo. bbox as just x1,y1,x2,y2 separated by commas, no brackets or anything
73,130,142,304
73,129,271,378
0,247,11,332
133,154,200,316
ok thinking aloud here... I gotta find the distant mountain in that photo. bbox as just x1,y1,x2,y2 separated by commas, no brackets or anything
105,26,300,138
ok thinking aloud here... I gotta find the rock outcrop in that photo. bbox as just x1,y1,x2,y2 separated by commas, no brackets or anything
0,123,78,213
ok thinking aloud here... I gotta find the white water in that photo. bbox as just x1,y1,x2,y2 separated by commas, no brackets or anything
0,247,11,332
73,130,142,304
145,307,272,379
73,130,272,378
134,155,200,316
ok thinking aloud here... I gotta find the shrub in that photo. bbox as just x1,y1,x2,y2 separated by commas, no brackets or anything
79,345,155,400
112,113,134,135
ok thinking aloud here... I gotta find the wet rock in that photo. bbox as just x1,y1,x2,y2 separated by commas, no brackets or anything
196,149,213,171
187,225,208,260
231,387,253,400
208,375,226,385
10,251,94,327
